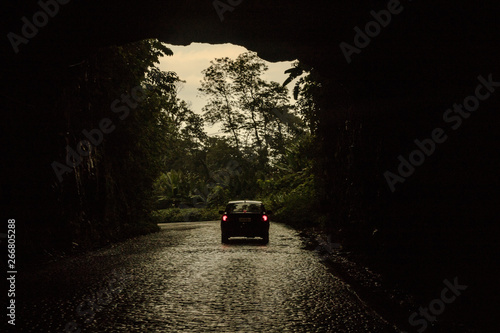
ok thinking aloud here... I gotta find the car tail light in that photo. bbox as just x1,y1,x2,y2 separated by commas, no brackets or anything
222,215,228,222
262,215,268,222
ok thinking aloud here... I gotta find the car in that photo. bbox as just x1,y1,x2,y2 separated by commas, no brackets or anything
219,200,272,244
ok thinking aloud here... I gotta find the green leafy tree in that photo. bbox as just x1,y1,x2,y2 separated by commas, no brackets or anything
283,61,322,133
199,52,299,165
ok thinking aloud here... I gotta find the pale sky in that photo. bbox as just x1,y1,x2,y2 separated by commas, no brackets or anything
158,43,298,135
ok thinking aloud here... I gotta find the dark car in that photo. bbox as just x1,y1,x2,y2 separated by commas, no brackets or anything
219,200,271,244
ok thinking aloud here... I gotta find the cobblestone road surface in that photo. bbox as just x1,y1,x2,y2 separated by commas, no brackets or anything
16,221,400,332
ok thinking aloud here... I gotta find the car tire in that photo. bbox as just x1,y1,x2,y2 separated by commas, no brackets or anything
261,233,269,244
221,233,229,243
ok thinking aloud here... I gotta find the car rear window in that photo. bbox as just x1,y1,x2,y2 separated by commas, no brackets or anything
226,203,263,213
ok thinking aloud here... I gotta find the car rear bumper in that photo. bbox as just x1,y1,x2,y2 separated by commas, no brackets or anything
221,221,269,237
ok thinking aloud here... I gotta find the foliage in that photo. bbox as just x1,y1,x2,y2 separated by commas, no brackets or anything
152,52,314,215
45,39,181,250
16,42,325,257
258,132,320,227
283,61,322,133
46,46,325,253
145,55,324,230
152,208,221,223
198,51,303,163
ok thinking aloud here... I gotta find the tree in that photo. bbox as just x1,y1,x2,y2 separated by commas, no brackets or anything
199,57,244,149
283,61,321,133
198,51,299,164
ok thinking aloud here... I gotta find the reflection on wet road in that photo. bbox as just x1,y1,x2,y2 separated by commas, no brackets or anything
17,221,398,332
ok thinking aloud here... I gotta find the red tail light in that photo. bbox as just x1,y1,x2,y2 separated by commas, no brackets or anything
262,215,268,222
222,215,228,222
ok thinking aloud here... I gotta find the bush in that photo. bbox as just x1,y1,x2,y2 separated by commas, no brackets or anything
152,208,221,223
259,168,321,228
122,219,161,237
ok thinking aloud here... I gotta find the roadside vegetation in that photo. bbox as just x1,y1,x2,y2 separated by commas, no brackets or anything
19,40,326,256
151,52,323,226
19,39,372,267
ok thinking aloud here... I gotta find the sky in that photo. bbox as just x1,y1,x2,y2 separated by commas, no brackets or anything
157,43,298,135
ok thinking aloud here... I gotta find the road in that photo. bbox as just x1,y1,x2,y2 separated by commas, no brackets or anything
16,221,400,332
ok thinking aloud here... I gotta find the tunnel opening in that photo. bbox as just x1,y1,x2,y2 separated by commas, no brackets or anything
150,42,313,222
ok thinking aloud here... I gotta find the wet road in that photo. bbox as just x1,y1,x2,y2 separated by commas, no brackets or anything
17,221,399,332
